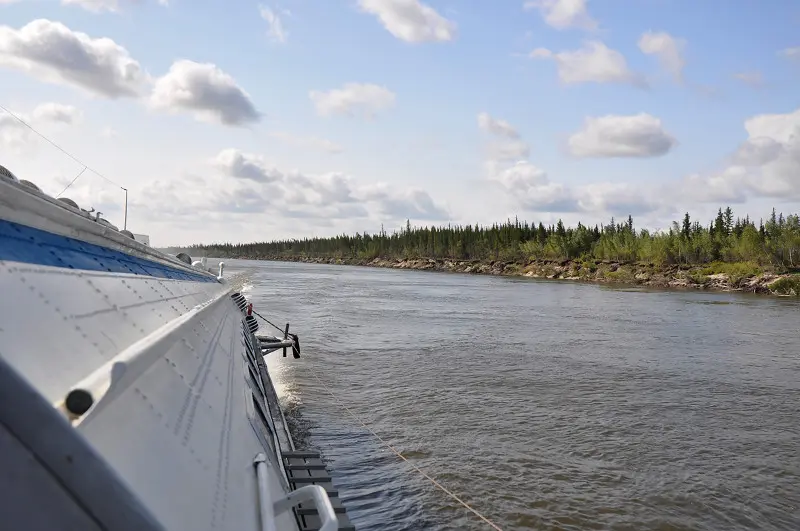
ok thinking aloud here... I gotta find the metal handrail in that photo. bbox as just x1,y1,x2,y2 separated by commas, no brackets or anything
254,453,338,531
275,485,338,531
254,454,277,531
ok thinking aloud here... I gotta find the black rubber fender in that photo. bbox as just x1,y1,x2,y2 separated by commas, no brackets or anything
290,333,301,359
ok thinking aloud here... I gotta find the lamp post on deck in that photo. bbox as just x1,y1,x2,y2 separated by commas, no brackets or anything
122,187,128,230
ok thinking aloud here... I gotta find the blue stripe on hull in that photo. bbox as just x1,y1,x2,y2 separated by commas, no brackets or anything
0,219,217,283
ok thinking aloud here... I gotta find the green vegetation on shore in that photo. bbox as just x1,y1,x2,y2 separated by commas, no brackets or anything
186,207,800,272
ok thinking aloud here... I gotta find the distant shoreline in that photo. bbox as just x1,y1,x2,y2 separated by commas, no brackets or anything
223,255,800,297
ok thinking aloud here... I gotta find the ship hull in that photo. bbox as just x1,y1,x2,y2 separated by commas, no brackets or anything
0,177,301,530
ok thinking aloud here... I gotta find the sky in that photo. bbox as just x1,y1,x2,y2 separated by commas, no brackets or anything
1,0,799,246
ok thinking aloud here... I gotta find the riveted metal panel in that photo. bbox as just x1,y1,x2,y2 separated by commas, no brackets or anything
0,262,227,403
77,297,299,530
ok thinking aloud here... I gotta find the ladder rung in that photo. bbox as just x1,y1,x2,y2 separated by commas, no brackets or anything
295,506,348,516
282,451,321,458
290,484,338,497
285,463,327,470
289,475,332,484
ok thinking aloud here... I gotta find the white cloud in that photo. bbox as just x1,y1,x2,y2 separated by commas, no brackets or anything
259,5,287,43
568,113,676,158
0,102,81,149
32,102,81,124
478,112,548,205
745,108,800,143
61,0,168,12
576,182,658,215
478,112,530,162
213,149,283,183
378,189,449,220
488,159,544,191
529,47,552,59
638,31,685,82
150,60,260,126
309,83,395,118
308,173,358,203
0,113,28,149
0,19,147,98
282,203,370,221
478,112,531,162
212,186,275,214
481,114,662,216
28,102,81,124
692,83,722,100
531,41,646,87
133,175,272,219
488,160,661,216
523,0,597,31
477,112,520,138
283,171,359,206
680,107,800,202
780,47,800,59
357,0,456,43
36,148,412,231
361,184,449,220
732,137,783,166
733,71,763,88
211,151,358,215
488,140,531,161
679,168,749,204
739,108,800,198
488,160,579,212
269,131,343,154
61,0,120,12
208,148,448,221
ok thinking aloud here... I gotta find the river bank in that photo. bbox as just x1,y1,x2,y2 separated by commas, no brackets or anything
230,255,800,296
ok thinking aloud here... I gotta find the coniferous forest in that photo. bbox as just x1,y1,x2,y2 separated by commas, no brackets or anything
185,207,800,271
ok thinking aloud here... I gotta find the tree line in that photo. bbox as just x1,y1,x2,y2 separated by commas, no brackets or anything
183,207,800,270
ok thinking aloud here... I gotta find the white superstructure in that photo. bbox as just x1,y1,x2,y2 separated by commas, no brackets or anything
133,233,151,246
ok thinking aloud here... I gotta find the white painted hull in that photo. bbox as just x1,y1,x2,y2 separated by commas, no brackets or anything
0,176,323,530
0,263,228,403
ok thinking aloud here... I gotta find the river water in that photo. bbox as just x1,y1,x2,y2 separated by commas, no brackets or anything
227,259,800,531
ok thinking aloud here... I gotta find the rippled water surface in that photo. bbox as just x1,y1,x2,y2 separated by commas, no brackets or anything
228,259,800,531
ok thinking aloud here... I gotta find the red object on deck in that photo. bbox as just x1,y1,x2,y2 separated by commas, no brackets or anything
247,303,253,316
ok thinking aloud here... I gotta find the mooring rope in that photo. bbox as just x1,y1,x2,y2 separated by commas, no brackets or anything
249,309,503,528
252,308,287,336
308,367,505,531
0,104,126,192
